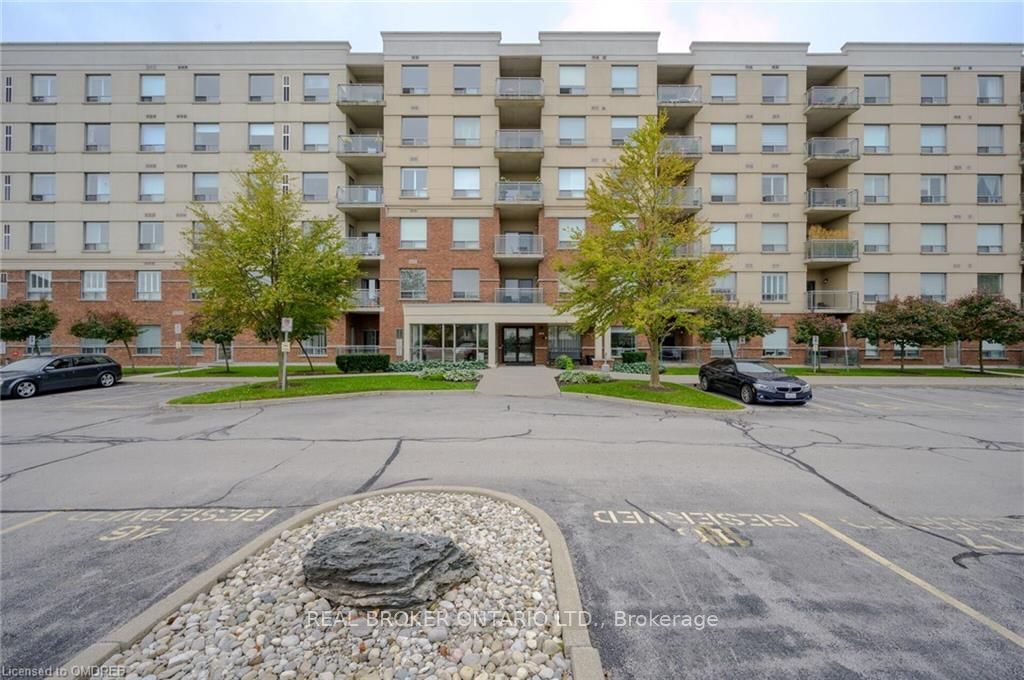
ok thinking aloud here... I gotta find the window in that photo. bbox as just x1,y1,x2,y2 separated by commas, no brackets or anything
977,273,1003,295
921,223,946,253
302,173,328,201
85,123,111,151
138,173,164,202
982,340,1006,359
920,273,946,302
453,117,480,145
4,76,12,103
863,125,889,153
610,327,636,358
559,218,584,248
29,221,55,250
453,65,481,94
139,74,165,102
977,175,1002,203
400,167,427,198
2,175,9,201
136,271,162,300
611,65,639,95
400,269,427,299
977,224,1002,253
304,330,326,357
31,173,56,202
400,218,427,248
453,168,480,198
761,273,788,303
281,123,290,151
761,74,787,103
3,124,10,152
710,74,737,102
920,175,946,203
710,174,737,202
401,117,428,146
84,221,109,251
189,340,205,356
410,324,489,362
863,224,890,253
80,338,107,354
31,74,57,102
31,123,56,152
138,221,164,251
761,124,787,152
85,173,110,202
610,117,638,145
136,325,162,355
194,123,219,151
248,123,274,150
977,75,1003,104
452,218,480,249
863,75,890,104
863,273,890,303
81,271,107,300
3,224,10,250
249,74,273,102
401,65,428,94
193,173,219,201
920,75,946,104
303,73,329,102
761,223,787,252
710,223,737,252
712,273,737,301
559,65,586,95
762,328,788,357
710,124,737,152
303,123,328,151
558,117,586,145
977,125,1003,154
761,175,787,203
282,75,290,102
864,175,890,203
27,271,53,300
452,269,480,300
920,125,946,154
558,168,585,198
194,74,219,102
139,123,165,152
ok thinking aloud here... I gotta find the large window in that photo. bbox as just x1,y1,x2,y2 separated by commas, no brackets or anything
136,325,162,355
920,75,946,104
559,65,586,95
401,117,428,146
977,125,1003,154
410,324,488,362
194,74,219,102
982,341,1006,360
863,273,890,303
920,273,946,302
303,123,328,151
712,273,737,301
920,223,947,253
138,173,164,202
400,218,427,249
977,175,1003,203
30,123,55,152
453,65,481,94
136,271,162,300
27,271,52,300
863,75,890,104
139,123,165,152
761,74,787,103
710,223,737,252
303,73,329,102
452,218,479,249
611,117,638,145
761,223,787,252
138,221,164,251
761,174,787,203
400,269,427,299
761,273,788,303
453,168,481,198
761,124,787,152
81,271,107,301
863,125,889,153
29,221,55,250
610,327,636,358
86,123,111,151
139,74,165,102
611,65,639,95
762,328,788,358
31,74,57,102
920,175,946,203
30,173,55,201
977,75,1003,104
401,65,428,94
559,218,584,248
558,168,585,198
249,74,274,102
710,124,737,152
977,224,1002,253
400,167,427,198
920,125,946,154
85,74,111,102
83,222,109,251
194,123,219,151
193,173,219,201
977,273,1003,295
558,117,586,145
864,174,890,203
248,123,274,150
710,74,737,102
85,173,110,202
453,117,480,146
302,173,328,201
710,174,737,202
451,269,480,300
863,224,890,253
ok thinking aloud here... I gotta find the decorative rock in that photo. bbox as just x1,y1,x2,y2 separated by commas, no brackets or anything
427,626,449,643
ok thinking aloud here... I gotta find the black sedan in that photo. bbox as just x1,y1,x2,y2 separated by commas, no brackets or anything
0,354,122,399
698,358,811,405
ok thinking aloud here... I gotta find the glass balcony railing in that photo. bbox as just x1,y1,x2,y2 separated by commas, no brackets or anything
337,84,384,103
336,185,384,204
806,188,858,210
805,137,859,158
805,86,859,107
496,78,543,98
495,233,543,256
352,289,381,307
342,236,381,257
495,287,543,304
660,136,702,156
804,239,859,261
338,135,383,155
496,129,543,150
495,181,542,203
807,290,859,312
669,186,702,209
657,85,702,105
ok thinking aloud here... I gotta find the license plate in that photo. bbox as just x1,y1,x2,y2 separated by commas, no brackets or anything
785,393,796,399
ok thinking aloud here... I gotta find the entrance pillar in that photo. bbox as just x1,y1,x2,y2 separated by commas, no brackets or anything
488,321,498,367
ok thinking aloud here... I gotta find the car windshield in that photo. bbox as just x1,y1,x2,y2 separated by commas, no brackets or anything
736,361,782,374
1,357,53,372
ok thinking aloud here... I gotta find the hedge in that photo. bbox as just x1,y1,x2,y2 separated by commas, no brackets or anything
388,360,488,373
621,350,647,364
335,353,390,373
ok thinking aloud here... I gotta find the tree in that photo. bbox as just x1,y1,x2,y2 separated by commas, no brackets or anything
949,292,1024,373
0,300,59,356
184,152,360,389
793,315,843,346
698,304,775,358
850,297,955,370
252,313,328,373
70,311,140,368
187,312,240,373
554,113,728,388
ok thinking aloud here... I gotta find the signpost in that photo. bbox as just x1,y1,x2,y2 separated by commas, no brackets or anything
841,322,850,370
173,323,182,373
811,335,820,373
279,317,293,391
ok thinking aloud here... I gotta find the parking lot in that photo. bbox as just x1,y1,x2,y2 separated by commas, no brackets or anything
2,378,1022,677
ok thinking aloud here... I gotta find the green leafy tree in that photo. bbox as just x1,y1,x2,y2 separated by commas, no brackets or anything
850,296,955,370
184,152,360,389
793,315,843,346
252,313,328,373
187,312,240,373
0,300,59,356
698,304,775,358
554,113,728,388
69,310,140,368
949,292,1024,373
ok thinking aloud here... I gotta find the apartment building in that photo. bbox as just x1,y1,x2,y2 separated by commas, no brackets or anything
1,34,1021,367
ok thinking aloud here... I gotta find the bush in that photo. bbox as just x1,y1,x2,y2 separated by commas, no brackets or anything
611,361,666,374
417,367,447,381
442,368,483,382
335,353,390,373
554,354,575,370
556,370,612,384
621,350,647,364
388,360,487,373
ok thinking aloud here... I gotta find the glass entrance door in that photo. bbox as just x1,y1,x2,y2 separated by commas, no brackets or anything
502,326,535,364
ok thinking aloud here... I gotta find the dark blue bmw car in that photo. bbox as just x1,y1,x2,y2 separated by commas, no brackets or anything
0,354,122,399
698,358,811,405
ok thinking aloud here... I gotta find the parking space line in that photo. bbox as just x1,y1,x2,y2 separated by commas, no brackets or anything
800,513,1024,650
0,511,58,535
834,386,970,412
804,401,843,413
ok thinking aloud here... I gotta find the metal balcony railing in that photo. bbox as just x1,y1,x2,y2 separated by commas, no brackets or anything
495,181,542,203
805,137,859,158
804,239,859,261
336,185,384,204
806,290,859,312
660,136,702,156
495,234,543,256
669,186,702,208
337,84,384,103
496,78,543,98
336,345,381,355
338,135,383,155
495,287,543,304
342,236,381,257
805,86,859,107
496,129,543,150
807,188,858,210
352,289,381,307
657,85,702,105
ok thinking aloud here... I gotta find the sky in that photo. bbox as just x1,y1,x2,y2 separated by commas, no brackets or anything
0,0,1020,51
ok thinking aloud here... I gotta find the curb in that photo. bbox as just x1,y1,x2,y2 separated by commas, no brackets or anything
162,387,478,409
62,486,604,680
560,388,751,414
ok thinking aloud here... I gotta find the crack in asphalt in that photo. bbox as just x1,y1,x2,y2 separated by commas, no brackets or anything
354,438,403,494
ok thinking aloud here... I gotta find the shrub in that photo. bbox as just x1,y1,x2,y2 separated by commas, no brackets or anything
621,350,647,364
554,354,575,370
441,368,483,382
335,353,390,373
556,370,612,384
389,360,487,373
611,361,666,374
417,367,447,381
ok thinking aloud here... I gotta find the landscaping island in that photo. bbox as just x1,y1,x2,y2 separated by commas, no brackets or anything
169,375,476,405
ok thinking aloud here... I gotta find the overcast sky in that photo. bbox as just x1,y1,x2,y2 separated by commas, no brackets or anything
1,1,1020,51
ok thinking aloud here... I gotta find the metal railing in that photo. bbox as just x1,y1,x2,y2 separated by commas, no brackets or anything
660,136,702,156
495,287,543,304
805,137,859,158
805,86,859,107
335,345,380,355
806,347,860,368
342,236,381,257
669,186,702,209
352,289,381,308
495,181,542,202
804,239,859,261
806,290,859,312
338,135,383,155
657,85,702,105
496,129,543,150
336,185,384,204
496,78,543,97
672,241,703,257
660,346,705,364
495,234,543,256
337,84,384,103
807,188,858,210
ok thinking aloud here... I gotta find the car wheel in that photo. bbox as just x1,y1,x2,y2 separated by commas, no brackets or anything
740,385,756,404
98,372,117,388
699,375,711,392
13,381,37,399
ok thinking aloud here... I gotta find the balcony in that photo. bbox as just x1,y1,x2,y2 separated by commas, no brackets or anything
668,186,702,214
495,181,542,216
494,233,543,261
495,130,544,172
807,290,859,313
657,85,702,124
672,241,703,258
804,239,860,268
336,134,384,172
804,138,860,178
804,86,860,133
336,185,384,218
495,78,544,107
660,136,702,159
351,289,381,310
336,84,384,127
342,236,381,259
495,287,543,304
805,188,859,220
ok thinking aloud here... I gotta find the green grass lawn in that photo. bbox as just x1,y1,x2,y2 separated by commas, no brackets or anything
163,364,341,378
663,367,699,375
560,380,743,410
169,374,476,405
122,366,186,375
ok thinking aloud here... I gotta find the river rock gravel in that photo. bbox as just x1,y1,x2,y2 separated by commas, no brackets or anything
103,492,572,680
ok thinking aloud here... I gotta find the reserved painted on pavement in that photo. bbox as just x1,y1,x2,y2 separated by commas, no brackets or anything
67,508,277,523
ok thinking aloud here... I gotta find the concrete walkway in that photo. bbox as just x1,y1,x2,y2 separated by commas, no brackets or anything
476,365,561,396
